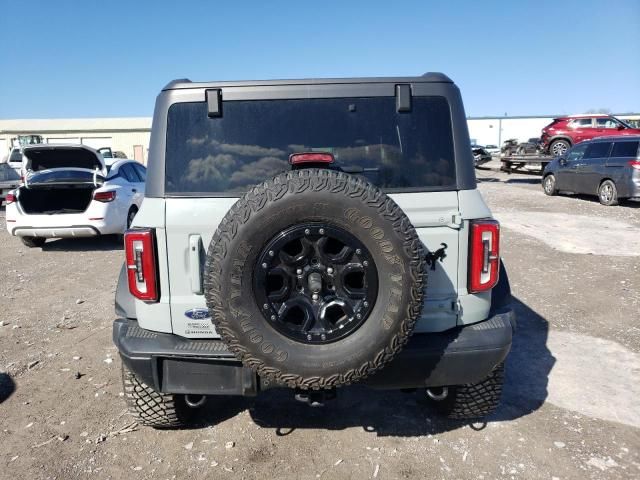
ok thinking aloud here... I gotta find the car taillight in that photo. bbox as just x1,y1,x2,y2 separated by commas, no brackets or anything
94,191,116,202
5,192,16,204
124,229,158,301
628,160,640,170
289,152,335,165
468,219,500,293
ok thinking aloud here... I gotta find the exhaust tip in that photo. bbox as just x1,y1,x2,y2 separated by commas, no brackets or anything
426,387,449,402
184,395,207,409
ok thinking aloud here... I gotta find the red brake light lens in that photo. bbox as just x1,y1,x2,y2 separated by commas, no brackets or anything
94,191,116,202
628,160,640,170
124,229,158,302
5,192,16,204
468,219,500,293
289,152,335,165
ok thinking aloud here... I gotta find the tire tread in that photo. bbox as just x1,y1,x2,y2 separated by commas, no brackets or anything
204,169,425,390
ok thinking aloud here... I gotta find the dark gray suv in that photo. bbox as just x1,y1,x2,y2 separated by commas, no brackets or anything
542,136,640,205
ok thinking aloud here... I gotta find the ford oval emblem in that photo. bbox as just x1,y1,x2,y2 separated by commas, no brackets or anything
184,308,211,320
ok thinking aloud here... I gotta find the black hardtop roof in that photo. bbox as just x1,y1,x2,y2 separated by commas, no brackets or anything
162,72,453,91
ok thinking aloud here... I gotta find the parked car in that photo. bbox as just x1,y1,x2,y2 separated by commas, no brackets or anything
484,144,500,155
98,147,129,159
472,145,492,166
516,137,541,155
5,144,146,247
6,147,24,176
541,114,640,157
542,136,640,205
113,74,515,428
501,139,519,156
0,162,21,205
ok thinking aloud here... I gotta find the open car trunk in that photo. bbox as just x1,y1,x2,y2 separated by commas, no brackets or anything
18,185,95,214
17,144,106,214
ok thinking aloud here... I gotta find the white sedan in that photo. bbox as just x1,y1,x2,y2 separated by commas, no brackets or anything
5,144,145,247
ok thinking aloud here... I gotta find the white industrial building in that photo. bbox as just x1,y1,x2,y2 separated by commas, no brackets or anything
1,114,639,162
0,118,152,164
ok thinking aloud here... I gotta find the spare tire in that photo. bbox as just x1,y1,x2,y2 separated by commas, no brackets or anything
204,169,425,390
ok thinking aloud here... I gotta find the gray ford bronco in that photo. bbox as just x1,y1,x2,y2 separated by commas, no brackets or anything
113,73,515,428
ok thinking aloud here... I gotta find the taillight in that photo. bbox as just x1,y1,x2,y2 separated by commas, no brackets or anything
124,229,158,301
5,192,16,204
468,219,500,293
94,191,116,202
628,160,640,170
289,152,335,165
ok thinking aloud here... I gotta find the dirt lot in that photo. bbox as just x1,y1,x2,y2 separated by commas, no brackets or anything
1,168,639,480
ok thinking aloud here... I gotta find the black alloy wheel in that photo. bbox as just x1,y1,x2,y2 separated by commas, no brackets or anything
253,224,378,345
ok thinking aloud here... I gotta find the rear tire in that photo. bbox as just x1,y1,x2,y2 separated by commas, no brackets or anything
428,363,505,419
549,139,570,157
20,237,46,248
598,180,618,206
542,174,557,196
121,363,192,428
115,207,138,244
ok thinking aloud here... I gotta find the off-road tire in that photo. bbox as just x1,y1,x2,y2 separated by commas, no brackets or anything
121,364,191,428
20,237,46,248
598,180,618,206
430,363,505,419
542,174,557,196
204,168,425,390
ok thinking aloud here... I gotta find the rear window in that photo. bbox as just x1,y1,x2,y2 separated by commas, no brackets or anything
9,149,22,163
611,141,639,158
165,96,455,195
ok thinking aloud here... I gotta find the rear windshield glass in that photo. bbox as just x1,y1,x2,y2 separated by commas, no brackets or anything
165,96,455,195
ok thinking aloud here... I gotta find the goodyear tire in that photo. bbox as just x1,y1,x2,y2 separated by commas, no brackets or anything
429,363,505,419
204,169,425,390
121,364,192,428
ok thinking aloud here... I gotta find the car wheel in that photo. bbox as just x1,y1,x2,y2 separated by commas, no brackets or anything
426,363,505,419
598,180,618,206
549,139,570,157
20,237,46,248
121,363,193,428
542,174,557,196
126,207,138,229
204,168,425,390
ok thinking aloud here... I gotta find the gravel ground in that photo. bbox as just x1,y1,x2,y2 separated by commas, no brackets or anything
1,168,639,479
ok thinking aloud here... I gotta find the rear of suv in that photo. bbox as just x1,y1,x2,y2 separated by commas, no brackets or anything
541,114,640,157
113,74,516,428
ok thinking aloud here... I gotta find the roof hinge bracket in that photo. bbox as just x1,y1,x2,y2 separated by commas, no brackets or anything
395,84,412,112
206,89,222,118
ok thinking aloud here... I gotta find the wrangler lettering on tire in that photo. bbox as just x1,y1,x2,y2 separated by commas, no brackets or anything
204,169,425,390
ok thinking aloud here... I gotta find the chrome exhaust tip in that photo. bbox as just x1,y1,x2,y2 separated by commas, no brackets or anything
426,387,449,401
184,395,207,408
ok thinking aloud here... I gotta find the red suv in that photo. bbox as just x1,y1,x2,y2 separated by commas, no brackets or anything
541,114,640,157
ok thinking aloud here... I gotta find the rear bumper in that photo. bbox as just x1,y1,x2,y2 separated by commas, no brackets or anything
113,307,515,395
11,225,102,237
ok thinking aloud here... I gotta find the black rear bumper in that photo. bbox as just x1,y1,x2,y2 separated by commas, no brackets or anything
113,307,515,395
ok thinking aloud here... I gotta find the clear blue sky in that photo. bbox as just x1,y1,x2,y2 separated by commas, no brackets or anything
1,0,638,119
